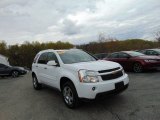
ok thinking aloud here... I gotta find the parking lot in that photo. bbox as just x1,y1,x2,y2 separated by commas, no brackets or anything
0,71,160,120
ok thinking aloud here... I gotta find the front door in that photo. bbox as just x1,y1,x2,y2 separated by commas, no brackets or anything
0,64,10,75
43,52,60,88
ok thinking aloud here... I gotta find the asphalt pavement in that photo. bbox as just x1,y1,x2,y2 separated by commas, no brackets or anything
0,71,160,120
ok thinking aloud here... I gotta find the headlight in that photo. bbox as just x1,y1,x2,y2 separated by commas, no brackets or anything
78,70,99,83
120,66,125,75
122,69,125,75
144,59,157,63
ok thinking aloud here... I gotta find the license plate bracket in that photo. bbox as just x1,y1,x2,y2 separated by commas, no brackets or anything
115,81,124,90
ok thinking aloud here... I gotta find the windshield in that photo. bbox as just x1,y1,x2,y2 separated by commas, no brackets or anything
154,49,160,53
126,51,145,57
57,49,96,64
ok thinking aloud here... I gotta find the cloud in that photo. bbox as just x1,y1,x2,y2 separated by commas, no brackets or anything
0,0,160,45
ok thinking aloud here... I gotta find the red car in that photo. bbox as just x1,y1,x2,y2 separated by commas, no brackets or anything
104,51,160,73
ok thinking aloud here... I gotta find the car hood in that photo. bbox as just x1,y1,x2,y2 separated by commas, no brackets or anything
64,60,121,71
13,66,25,70
134,55,160,59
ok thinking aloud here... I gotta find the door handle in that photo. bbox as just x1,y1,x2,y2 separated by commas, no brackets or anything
44,67,47,69
36,66,38,67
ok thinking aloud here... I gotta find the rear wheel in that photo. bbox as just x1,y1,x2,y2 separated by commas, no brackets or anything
133,63,143,73
11,71,19,78
32,75,42,90
62,81,79,108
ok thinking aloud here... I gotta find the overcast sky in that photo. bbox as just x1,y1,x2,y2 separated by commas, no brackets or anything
0,0,160,45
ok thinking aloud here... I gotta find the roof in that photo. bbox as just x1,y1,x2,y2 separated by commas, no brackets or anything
38,48,79,54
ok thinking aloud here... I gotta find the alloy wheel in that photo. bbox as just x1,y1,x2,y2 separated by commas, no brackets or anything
133,63,143,73
33,77,37,88
63,86,74,105
12,71,19,78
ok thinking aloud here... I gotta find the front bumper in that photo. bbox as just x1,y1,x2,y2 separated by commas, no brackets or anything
76,73,129,99
143,62,160,70
95,83,128,99
19,70,27,75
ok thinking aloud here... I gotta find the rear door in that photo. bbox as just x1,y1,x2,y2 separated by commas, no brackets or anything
36,52,48,84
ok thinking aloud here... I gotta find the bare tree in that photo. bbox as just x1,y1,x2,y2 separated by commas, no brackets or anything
98,33,117,43
98,33,106,43
97,33,117,53
155,31,160,43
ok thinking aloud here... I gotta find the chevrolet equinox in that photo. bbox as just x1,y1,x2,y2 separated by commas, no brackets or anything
32,49,129,108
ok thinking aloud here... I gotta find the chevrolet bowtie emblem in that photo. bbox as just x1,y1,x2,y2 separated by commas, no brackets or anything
112,71,117,74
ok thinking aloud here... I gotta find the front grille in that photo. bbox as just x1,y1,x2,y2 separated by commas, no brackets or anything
101,71,123,81
98,67,120,73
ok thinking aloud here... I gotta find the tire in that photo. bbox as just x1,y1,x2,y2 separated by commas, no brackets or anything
32,75,42,90
133,62,143,73
11,71,19,78
62,81,79,108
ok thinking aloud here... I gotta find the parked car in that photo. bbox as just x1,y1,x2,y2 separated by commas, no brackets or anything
14,66,30,73
104,51,160,73
0,64,27,77
32,49,129,108
94,53,108,59
138,49,160,56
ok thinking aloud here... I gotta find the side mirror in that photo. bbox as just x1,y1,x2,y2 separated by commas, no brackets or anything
47,60,57,66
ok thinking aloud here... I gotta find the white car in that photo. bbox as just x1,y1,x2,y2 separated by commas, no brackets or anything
32,49,129,108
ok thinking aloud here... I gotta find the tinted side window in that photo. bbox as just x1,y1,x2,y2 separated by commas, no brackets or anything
47,52,58,63
139,50,146,54
33,54,40,63
119,53,129,58
109,53,119,58
101,53,108,59
38,53,48,64
146,50,158,55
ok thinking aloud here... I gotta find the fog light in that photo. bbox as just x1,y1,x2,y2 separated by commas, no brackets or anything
92,87,96,91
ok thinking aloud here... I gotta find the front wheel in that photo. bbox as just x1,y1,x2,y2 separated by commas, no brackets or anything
133,63,143,73
62,81,79,108
11,71,19,78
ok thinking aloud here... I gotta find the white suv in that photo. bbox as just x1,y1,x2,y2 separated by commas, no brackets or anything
32,49,129,108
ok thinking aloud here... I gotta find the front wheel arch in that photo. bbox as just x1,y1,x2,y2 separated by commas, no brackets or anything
133,62,143,73
10,70,19,77
61,80,80,108
60,77,75,91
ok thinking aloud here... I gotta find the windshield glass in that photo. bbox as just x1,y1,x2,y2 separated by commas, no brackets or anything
154,49,160,53
57,49,96,64
126,51,145,57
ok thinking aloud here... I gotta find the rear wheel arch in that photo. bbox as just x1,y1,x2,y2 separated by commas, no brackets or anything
32,72,40,82
32,73,42,90
32,72,36,77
